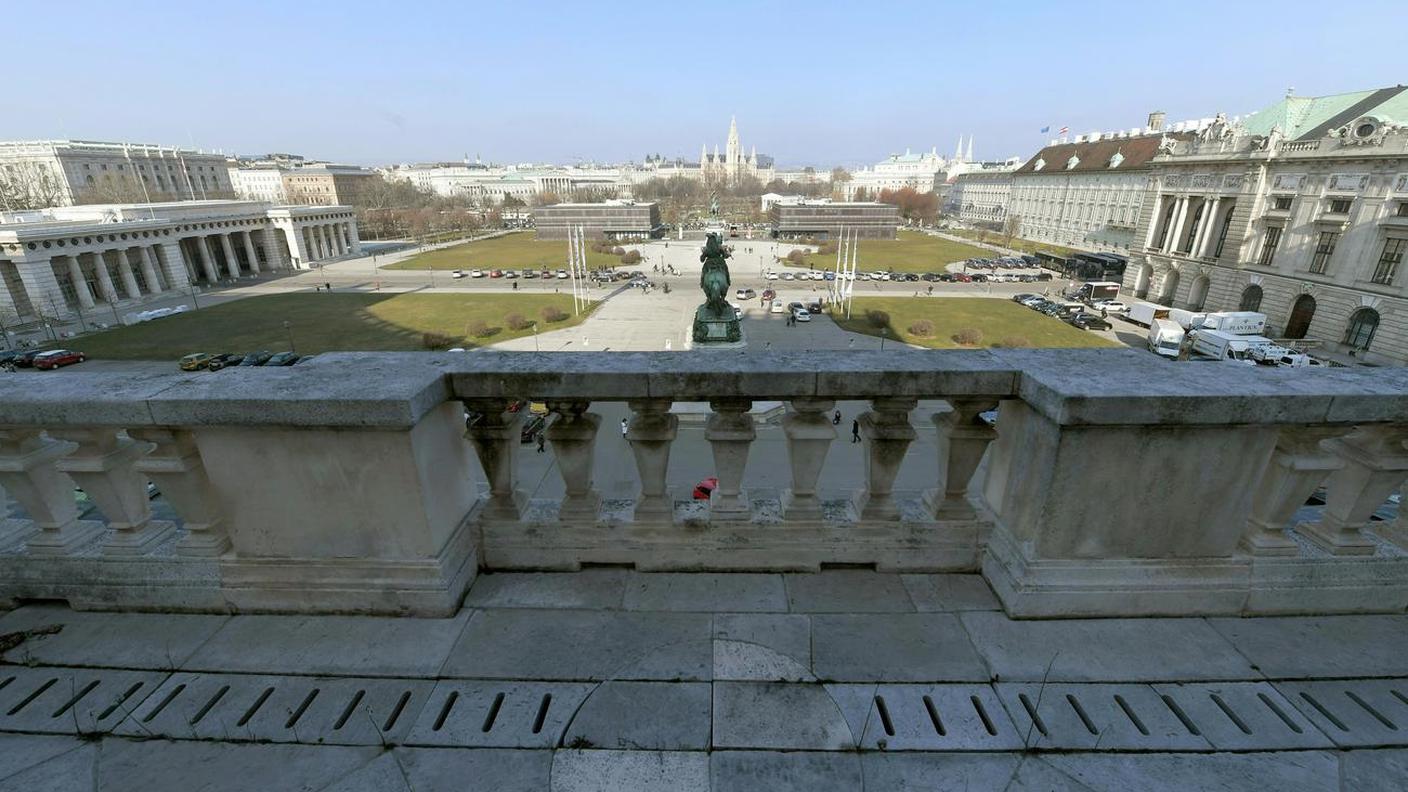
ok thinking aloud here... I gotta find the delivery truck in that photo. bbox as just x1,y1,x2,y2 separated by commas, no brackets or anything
1069,281,1121,304
1189,329,1267,362
1126,301,1171,327
1147,319,1184,358
1200,311,1266,335
1168,308,1207,330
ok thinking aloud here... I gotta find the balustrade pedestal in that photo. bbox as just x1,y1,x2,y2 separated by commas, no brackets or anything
856,397,918,521
1299,427,1408,556
0,430,104,555
781,398,835,520
1240,426,1347,556
52,428,173,557
707,400,755,521
922,400,998,521
464,400,527,521
626,399,678,520
131,428,231,557
545,400,602,519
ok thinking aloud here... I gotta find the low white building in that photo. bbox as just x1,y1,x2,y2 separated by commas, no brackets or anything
384,161,631,203
0,140,234,209
229,166,289,203
843,145,952,200
946,161,1023,225
0,200,359,320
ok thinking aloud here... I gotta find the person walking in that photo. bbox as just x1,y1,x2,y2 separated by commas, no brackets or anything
536,432,546,453
832,409,841,426
620,418,629,438
851,419,861,443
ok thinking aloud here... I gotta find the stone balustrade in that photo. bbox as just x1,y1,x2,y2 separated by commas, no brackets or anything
0,349,1406,618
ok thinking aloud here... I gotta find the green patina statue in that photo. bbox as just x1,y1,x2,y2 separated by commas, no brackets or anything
692,232,743,343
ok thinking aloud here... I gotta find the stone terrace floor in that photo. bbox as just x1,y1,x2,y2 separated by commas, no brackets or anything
1,570,1407,791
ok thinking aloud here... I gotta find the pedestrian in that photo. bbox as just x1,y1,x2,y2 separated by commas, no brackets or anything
620,418,629,438
325,282,331,292
832,409,841,426
1100,308,1108,319
512,281,518,291
851,419,861,444
536,433,546,453
927,285,934,296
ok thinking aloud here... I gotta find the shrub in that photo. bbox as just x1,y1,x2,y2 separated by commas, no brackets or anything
421,332,455,349
908,319,935,338
468,319,493,338
951,328,984,346
998,335,1031,348
611,246,625,256
786,249,805,263
505,312,532,331
540,305,568,323
620,249,641,264
865,309,890,329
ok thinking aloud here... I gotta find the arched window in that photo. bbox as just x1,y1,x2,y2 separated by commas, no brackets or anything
1344,308,1380,352
1239,284,1263,312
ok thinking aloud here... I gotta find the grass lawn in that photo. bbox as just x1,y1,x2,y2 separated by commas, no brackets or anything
78,293,592,360
786,230,992,274
387,231,622,271
945,228,1080,259
832,297,1117,349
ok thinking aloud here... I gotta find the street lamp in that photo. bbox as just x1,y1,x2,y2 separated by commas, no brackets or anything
283,320,295,352
880,327,888,351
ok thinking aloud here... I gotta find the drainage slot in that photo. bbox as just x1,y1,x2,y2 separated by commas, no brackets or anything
191,686,230,726
1114,694,1149,736
237,687,274,727
1392,689,1408,709
1017,693,1048,736
51,679,100,719
971,695,997,736
874,696,895,737
7,678,56,716
98,682,145,722
1161,694,1201,736
384,691,412,733
1258,693,1303,734
0,677,13,692
1210,694,1251,735
334,690,365,731
143,684,186,723
1299,692,1348,732
1346,691,1398,731
481,692,505,733
285,689,320,730
1066,694,1098,735
432,691,458,732
532,694,552,735
922,695,946,736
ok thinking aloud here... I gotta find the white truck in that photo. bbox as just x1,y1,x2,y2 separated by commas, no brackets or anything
1200,311,1267,335
1168,308,1207,330
1147,319,1185,358
1070,281,1121,304
1126,301,1171,327
1189,329,1267,363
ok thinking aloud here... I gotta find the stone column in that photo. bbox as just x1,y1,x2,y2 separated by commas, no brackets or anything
267,226,294,269
130,428,230,557
156,242,192,291
706,399,756,520
1164,197,1189,254
51,428,172,557
117,250,142,298
780,398,835,520
219,233,240,277
626,399,678,519
137,246,163,293
1300,425,1408,555
241,231,261,274
545,400,602,519
12,259,66,318
91,251,119,303
858,397,918,520
923,399,999,520
332,224,347,256
1194,198,1222,258
346,220,363,256
1241,425,1349,556
326,225,339,257
0,428,103,555
195,236,220,283
1143,194,1166,249
463,399,526,520
66,257,95,309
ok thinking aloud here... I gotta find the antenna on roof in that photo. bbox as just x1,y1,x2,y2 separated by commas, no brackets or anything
1286,86,1296,97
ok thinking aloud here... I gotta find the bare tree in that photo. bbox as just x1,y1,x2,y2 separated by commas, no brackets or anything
0,161,69,210
1002,215,1022,247
75,177,148,205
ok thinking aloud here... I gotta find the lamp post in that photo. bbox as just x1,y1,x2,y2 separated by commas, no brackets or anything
880,327,888,351
531,321,540,352
283,320,295,352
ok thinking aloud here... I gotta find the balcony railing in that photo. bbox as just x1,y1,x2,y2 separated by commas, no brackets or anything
1,350,1406,618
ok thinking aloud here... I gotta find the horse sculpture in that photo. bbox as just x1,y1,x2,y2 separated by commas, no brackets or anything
698,233,732,319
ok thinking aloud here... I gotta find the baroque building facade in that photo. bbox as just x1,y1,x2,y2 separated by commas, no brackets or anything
1123,86,1408,365
700,117,773,185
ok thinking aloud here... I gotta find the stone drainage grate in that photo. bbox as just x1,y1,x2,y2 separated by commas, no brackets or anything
403,681,595,748
1275,679,1408,747
0,666,167,735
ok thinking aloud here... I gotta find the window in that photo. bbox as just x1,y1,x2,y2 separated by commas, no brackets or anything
1257,227,1283,266
1397,202,1408,217
1310,231,1339,274
1272,195,1292,211
1154,201,1176,249
1372,238,1405,284
1239,284,1263,312
1344,308,1380,352
1328,199,1352,214
1213,206,1234,258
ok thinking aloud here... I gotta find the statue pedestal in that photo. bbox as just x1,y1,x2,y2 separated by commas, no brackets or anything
687,306,746,350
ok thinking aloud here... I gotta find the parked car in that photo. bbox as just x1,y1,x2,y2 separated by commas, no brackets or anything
761,289,776,301
451,269,467,279
33,349,86,370
806,301,823,314
11,350,43,368
488,269,503,278
765,271,779,280
792,308,811,323
770,300,786,313
179,352,215,371
206,353,243,371
503,270,519,279
266,351,300,366
556,270,570,279
735,288,756,300
781,272,795,281
522,269,538,279
1067,313,1113,331
1092,300,1129,314
238,351,274,366
823,272,836,281
470,269,485,278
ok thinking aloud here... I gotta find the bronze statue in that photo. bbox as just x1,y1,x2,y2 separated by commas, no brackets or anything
692,232,742,343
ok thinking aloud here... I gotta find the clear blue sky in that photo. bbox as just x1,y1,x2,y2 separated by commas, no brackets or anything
8,0,1404,168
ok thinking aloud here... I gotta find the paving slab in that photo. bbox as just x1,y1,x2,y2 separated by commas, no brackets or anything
1275,678,1408,748
464,570,628,610
1039,750,1341,792
0,666,167,736
182,611,473,678
1206,615,1408,679
0,735,90,785
319,751,411,792
396,747,552,792
811,613,988,682
404,681,593,748
442,610,711,681
0,605,227,670
550,749,709,792
995,683,1211,751
711,682,855,750
860,753,1092,792
1339,748,1408,792
824,683,878,745
783,570,916,612
0,740,95,792
900,573,1001,611
710,751,862,792
712,614,812,682
95,738,385,792
561,681,711,750
1151,682,1332,750
622,573,786,612
860,684,1023,750
959,612,1258,682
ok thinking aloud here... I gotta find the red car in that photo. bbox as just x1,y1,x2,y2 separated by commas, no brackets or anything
33,349,86,370
692,477,719,500
489,269,504,278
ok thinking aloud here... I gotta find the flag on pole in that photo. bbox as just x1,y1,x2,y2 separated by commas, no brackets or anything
1058,126,1069,135
1039,126,1050,134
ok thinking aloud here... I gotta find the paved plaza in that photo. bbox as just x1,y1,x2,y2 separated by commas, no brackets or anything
0,569,1405,790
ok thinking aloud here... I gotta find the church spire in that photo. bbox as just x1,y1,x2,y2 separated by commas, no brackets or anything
954,135,963,162
966,136,974,162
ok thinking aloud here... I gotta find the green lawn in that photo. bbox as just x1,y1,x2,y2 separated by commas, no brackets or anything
78,293,592,359
833,297,1117,349
945,228,1080,258
387,231,622,271
786,230,992,274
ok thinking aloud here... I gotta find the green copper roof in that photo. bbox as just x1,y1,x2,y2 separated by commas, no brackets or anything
1242,86,1408,140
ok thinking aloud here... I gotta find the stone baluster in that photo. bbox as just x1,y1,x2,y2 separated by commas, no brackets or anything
462,399,526,521
923,399,998,520
545,400,601,519
858,397,918,520
1299,425,1408,556
0,428,103,554
706,399,755,520
1240,425,1349,556
781,398,835,520
50,428,173,556
626,399,677,520
130,428,230,557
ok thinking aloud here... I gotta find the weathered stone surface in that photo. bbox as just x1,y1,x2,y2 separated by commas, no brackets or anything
860,753,1086,792
1206,615,1408,678
710,751,863,792
96,738,385,792
811,614,988,682
395,748,551,792
1339,749,1408,792
783,570,916,612
0,605,227,669
712,614,812,682
622,573,786,612
0,735,91,784
1040,750,1341,792
550,749,709,792
0,740,96,792
711,682,855,750
900,574,1001,611
465,570,628,610
562,681,711,750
